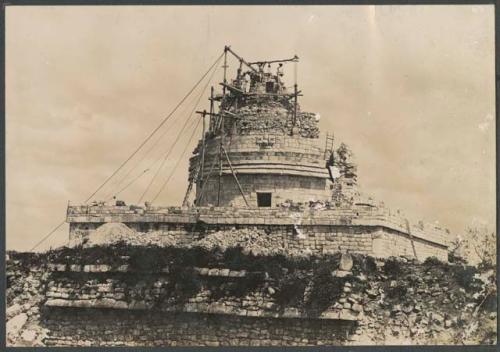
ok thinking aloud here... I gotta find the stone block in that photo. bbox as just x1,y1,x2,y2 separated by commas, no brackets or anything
351,304,363,313
333,269,351,278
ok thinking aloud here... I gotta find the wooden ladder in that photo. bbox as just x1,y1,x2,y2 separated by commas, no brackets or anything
182,168,198,207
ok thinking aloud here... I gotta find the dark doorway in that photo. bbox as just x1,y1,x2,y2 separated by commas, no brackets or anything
266,81,274,93
257,192,272,207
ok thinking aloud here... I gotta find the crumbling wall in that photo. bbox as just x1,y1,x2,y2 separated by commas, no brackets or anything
350,257,497,345
224,100,319,138
330,143,359,206
70,222,198,244
6,245,496,347
6,253,49,346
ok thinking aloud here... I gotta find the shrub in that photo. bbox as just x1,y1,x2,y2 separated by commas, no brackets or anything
423,256,446,268
274,270,308,307
448,251,468,265
451,265,478,291
383,257,403,277
305,265,345,315
352,254,377,274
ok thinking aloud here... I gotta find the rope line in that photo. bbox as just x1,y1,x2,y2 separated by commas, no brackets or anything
196,132,234,205
108,167,150,201
195,152,219,205
113,116,197,203
84,52,224,203
152,117,202,202
138,114,198,203
30,51,224,252
103,92,200,200
29,220,66,252
139,58,221,203
109,99,201,202
114,71,212,203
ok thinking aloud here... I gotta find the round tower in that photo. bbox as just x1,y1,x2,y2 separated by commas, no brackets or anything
186,47,351,208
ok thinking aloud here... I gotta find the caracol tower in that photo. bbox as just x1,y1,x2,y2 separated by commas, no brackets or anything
186,46,356,208
67,46,451,261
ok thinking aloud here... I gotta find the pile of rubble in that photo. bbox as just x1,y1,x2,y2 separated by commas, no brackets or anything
277,199,331,211
73,224,290,256
295,112,320,138
192,227,282,256
72,223,178,248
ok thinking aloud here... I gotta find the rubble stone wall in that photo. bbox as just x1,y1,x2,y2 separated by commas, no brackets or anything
42,308,354,347
221,101,320,138
70,222,199,245
7,250,496,347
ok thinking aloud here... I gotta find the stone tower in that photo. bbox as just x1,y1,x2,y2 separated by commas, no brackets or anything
187,48,356,208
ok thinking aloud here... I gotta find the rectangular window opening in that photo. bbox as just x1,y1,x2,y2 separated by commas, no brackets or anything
257,192,272,207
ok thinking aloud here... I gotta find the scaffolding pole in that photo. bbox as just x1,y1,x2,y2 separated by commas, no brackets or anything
222,146,249,207
217,115,224,206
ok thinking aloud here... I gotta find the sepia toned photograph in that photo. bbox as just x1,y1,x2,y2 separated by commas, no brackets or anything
5,3,497,347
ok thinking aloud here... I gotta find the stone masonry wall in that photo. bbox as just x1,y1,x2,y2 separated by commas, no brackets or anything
199,174,331,207
67,205,451,261
372,229,448,261
69,222,447,261
192,132,331,207
42,308,354,347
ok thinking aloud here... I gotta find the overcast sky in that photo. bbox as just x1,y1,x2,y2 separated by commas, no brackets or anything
6,5,495,251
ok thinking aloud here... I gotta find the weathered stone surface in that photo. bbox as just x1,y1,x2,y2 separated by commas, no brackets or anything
20,329,38,342
7,313,28,336
333,270,351,278
391,305,401,313
351,304,363,313
7,303,23,319
402,305,413,314
433,313,445,324
339,253,353,271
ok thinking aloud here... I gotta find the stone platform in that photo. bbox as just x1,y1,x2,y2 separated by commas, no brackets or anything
67,204,451,261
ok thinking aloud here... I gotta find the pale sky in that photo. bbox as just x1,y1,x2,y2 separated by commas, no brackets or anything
6,5,495,251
